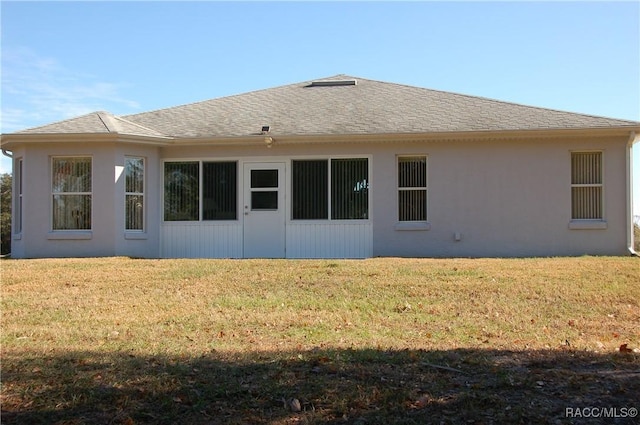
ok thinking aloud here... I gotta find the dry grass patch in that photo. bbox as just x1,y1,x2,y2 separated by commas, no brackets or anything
1,257,639,424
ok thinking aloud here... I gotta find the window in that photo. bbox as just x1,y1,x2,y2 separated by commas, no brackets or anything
52,157,92,230
398,156,427,221
291,158,368,220
164,161,237,221
292,160,328,219
571,152,603,220
203,162,237,220
250,169,278,210
15,158,23,234
332,158,368,219
164,162,199,221
125,157,144,230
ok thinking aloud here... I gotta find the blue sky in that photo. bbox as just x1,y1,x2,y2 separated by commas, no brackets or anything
1,1,639,214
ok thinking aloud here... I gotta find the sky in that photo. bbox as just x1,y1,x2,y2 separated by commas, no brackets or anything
1,1,639,214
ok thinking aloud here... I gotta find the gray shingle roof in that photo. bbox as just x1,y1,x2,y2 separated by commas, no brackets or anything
14,75,640,138
17,111,168,138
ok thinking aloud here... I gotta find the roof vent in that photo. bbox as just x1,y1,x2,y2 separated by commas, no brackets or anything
308,79,357,87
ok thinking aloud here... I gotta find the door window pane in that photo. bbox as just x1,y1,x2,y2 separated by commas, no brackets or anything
251,169,278,188
251,191,278,210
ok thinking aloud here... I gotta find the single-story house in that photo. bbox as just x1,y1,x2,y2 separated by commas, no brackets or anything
2,75,639,259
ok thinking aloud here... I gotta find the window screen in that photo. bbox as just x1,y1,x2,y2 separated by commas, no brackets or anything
571,152,603,220
398,156,427,221
164,162,199,221
292,160,328,219
52,157,92,230
125,157,144,230
203,162,237,220
331,158,368,220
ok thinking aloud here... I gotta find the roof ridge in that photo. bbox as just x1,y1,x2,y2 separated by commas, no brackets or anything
97,111,119,133
13,75,638,137
123,78,311,119
422,86,639,124
354,75,640,124
111,115,170,137
18,110,110,133
123,75,362,120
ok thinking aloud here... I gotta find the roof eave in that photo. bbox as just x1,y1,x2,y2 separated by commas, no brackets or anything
0,132,173,148
194,126,640,145
2,125,638,150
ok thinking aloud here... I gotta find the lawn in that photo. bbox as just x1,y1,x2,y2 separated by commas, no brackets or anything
1,257,639,424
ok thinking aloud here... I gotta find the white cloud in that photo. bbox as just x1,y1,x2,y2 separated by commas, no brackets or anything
1,47,139,133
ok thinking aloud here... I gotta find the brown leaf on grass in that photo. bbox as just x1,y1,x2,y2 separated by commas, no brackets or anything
411,394,431,409
173,394,194,406
619,343,632,353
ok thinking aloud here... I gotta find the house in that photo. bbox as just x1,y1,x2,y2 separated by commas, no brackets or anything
1,75,639,259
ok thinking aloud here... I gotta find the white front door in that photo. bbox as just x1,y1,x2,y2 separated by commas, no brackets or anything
243,162,286,258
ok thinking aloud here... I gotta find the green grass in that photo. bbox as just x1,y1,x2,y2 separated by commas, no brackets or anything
1,257,639,424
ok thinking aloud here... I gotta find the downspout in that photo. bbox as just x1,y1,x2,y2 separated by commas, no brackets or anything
627,131,638,256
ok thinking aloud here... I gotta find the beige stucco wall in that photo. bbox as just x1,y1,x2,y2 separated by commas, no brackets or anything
371,136,628,257
12,141,160,258
9,133,631,258
161,134,629,257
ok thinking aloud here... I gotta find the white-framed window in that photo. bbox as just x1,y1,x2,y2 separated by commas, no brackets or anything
163,161,238,222
125,157,145,231
571,151,603,220
398,156,427,221
292,160,328,219
52,157,92,230
291,158,369,220
14,158,23,234
203,161,237,220
164,161,199,221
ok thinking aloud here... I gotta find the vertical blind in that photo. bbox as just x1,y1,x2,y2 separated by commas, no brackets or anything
398,156,427,221
125,157,144,230
164,159,369,222
52,157,92,230
164,162,199,221
16,159,23,233
571,152,602,220
331,158,369,220
292,160,328,219
203,162,237,220
164,161,237,221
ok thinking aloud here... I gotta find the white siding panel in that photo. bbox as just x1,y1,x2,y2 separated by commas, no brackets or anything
286,222,373,258
161,223,242,258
